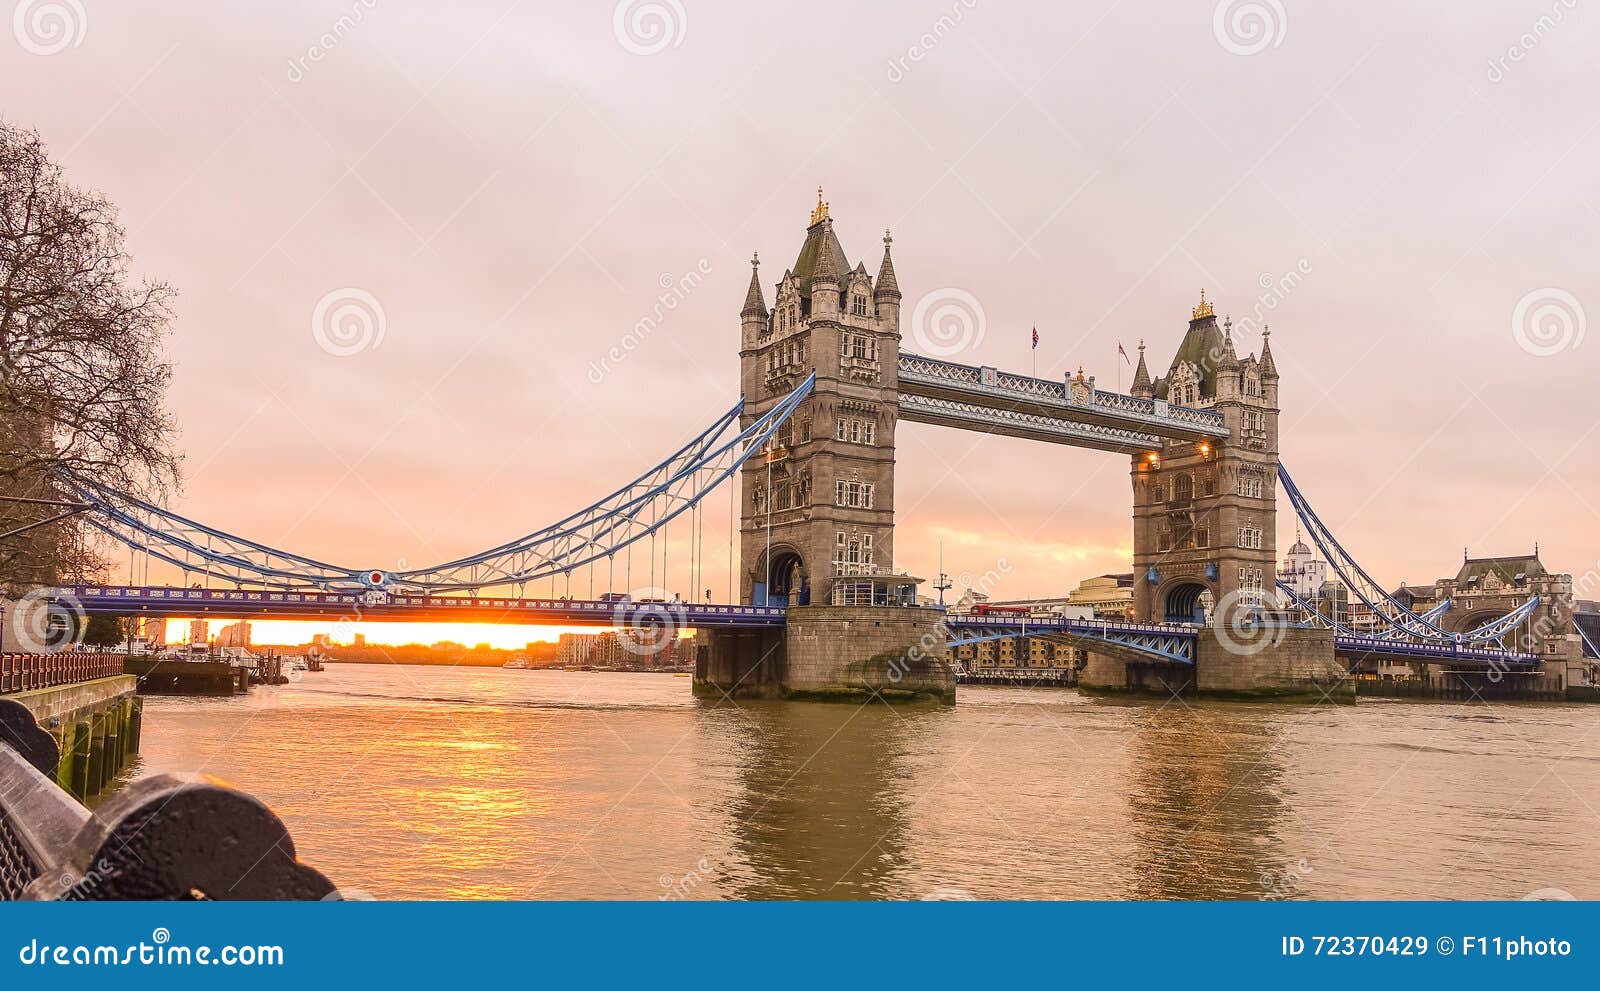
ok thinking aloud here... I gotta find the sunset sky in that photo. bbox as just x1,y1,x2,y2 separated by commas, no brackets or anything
6,2,1597,647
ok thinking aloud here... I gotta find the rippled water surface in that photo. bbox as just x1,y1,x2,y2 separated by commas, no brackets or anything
126,664,1600,900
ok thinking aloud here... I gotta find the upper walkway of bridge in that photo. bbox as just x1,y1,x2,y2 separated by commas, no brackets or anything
897,352,1230,454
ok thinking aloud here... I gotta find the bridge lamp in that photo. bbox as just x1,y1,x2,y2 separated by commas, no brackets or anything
1145,452,1161,469
1197,442,1212,459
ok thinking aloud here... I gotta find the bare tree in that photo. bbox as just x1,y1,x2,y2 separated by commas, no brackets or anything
0,120,180,590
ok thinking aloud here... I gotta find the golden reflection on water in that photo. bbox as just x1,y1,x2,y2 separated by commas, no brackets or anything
126,666,1600,900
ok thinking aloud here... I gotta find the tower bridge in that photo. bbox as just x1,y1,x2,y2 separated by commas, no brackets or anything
25,193,1589,703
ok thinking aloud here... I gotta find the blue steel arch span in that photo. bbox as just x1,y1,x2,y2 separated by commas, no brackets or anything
67,374,816,594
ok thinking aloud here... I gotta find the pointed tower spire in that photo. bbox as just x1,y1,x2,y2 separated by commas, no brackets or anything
1131,339,1153,398
1219,315,1240,368
741,251,767,318
874,229,901,300
1259,323,1279,379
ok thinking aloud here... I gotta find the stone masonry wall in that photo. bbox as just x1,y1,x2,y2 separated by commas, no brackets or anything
782,605,953,703
1194,626,1350,701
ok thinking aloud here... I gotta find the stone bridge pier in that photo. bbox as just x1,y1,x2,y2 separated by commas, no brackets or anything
1079,628,1347,702
695,606,953,704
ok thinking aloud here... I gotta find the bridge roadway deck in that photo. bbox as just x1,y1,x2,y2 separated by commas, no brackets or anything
943,615,1541,671
71,587,1542,668
71,586,787,628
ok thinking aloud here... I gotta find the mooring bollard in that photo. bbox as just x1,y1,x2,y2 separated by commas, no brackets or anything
0,697,338,900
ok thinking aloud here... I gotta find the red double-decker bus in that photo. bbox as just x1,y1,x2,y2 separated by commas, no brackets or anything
972,603,1032,617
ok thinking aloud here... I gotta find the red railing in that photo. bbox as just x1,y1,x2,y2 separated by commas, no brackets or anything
0,650,125,695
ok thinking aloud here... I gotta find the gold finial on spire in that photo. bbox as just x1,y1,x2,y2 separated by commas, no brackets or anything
883,228,892,246
1191,288,1214,321
810,186,829,225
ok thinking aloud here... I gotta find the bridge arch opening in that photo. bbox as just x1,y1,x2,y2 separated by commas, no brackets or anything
755,547,808,608
1163,581,1213,624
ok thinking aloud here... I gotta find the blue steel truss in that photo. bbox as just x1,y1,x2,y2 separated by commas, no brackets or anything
944,616,1196,665
1276,581,1540,646
1376,598,1452,638
71,585,788,628
69,374,816,592
1277,465,1535,645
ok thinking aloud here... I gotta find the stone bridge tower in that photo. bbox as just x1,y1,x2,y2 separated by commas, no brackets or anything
1128,293,1282,625
737,191,902,607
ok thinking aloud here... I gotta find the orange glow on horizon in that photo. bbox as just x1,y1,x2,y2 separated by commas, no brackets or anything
157,618,664,649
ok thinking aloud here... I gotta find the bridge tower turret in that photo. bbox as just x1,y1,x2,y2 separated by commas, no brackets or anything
736,191,901,609
1094,298,1345,700
708,193,949,703
1129,294,1280,626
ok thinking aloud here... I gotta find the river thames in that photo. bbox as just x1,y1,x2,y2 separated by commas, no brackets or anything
121,664,1600,900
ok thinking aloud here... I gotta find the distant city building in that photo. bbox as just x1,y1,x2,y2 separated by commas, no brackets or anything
187,619,209,645
951,636,1080,680
353,633,366,647
1390,583,1437,612
942,592,1094,680
556,630,693,668
947,589,988,615
1066,574,1134,620
133,617,166,647
556,632,596,667
215,621,252,648
1277,529,1329,601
